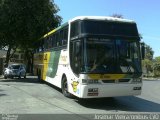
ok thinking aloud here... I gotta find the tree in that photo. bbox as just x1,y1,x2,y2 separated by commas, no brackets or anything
145,44,154,61
142,44,154,77
153,56,160,77
111,14,123,18
0,0,61,67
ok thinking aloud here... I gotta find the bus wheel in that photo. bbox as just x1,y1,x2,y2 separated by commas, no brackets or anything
38,70,41,82
62,77,72,98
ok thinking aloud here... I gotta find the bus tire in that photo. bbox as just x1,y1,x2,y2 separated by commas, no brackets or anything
38,70,41,82
62,76,72,98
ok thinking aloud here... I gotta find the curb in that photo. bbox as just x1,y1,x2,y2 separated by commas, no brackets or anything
143,78,160,81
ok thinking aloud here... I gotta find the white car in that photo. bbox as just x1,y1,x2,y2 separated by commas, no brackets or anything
4,64,26,79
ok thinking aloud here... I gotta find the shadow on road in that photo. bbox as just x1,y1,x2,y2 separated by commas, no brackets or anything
0,89,7,97
0,77,43,84
76,96,160,112
0,93,7,97
0,89,4,92
45,82,62,93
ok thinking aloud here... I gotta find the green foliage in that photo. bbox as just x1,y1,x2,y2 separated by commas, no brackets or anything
142,59,153,76
142,43,154,77
145,44,154,60
1,0,61,48
153,56,160,77
142,44,160,77
0,0,61,66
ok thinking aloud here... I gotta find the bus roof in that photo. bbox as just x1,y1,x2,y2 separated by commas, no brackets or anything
43,22,68,38
69,16,135,23
43,16,136,38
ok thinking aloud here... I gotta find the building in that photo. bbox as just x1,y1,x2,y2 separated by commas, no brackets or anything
10,51,25,64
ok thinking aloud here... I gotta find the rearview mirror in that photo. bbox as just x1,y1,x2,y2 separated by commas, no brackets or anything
141,42,145,60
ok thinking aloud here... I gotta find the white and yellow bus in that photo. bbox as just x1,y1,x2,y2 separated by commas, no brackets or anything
33,16,144,98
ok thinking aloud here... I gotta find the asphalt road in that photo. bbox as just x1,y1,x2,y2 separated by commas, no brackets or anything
0,76,160,120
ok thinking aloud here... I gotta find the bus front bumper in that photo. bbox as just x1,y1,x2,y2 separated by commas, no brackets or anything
79,83,142,98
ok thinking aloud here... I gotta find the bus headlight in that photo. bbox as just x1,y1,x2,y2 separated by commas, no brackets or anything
82,79,88,84
132,78,142,83
82,79,100,84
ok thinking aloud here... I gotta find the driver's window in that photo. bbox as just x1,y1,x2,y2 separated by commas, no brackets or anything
70,40,81,75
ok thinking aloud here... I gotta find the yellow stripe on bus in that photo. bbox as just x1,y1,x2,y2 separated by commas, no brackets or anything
88,74,126,80
43,29,56,38
42,52,51,80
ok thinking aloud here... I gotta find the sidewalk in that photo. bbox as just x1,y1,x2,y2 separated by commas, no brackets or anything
142,77,160,81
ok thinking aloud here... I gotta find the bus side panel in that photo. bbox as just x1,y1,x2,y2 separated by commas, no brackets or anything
45,50,62,88
45,49,79,93
66,68,81,97
58,50,82,97
42,52,51,80
68,73,81,97
33,52,51,81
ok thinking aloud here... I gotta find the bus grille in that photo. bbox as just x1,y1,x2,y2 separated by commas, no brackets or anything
119,79,130,82
102,79,130,83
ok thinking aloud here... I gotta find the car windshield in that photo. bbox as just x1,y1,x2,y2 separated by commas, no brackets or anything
82,38,141,74
9,65,20,69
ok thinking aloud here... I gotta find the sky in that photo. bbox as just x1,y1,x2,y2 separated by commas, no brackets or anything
54,0,160,58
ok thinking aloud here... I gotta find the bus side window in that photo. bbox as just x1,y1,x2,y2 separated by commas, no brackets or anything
60,30,64,46
57,32,62,47
48,36,52,49
63,28,68,45
55,33,58,47
52,34,56,48
55,32,60,47
44,37,49,50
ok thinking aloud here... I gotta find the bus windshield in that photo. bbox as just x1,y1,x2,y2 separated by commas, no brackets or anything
82,38,141,74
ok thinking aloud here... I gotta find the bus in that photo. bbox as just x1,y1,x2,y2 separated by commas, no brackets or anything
33,16,144,98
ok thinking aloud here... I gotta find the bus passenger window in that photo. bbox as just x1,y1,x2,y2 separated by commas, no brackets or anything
55,32,61,47
60,30,64,44
52,35,56,47
48,37,52,49
63,28,68,45
54,35,57,47
44,37,49,50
